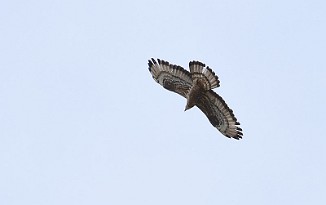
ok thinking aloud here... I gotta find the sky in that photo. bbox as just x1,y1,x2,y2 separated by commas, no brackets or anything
1,0,325,204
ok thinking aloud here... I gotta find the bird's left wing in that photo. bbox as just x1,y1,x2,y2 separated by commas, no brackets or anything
196,90,243,139
148,58,193,98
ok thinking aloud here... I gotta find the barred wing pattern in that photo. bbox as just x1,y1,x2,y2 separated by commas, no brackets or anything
148,59,192,98
196,90,243,139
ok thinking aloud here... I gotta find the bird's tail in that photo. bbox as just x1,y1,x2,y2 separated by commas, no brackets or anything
189,61,220,90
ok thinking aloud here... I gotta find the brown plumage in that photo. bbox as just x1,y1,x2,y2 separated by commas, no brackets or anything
148,58,243,140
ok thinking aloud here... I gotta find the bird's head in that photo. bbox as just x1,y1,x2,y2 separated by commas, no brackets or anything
184,102,195,111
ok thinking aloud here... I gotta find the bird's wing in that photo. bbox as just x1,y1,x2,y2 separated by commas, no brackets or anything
148,58,193,98
196,90,243,139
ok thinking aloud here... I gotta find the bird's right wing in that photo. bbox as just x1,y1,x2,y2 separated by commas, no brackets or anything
148,58,193,98
196,90,243,139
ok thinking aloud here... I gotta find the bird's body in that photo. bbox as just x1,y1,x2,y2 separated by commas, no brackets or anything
148,58,243,140
185,79,205,111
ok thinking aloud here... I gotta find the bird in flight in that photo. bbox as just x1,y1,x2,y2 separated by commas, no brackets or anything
148,58,243,140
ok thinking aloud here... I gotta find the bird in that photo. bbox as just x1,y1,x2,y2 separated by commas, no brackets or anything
148,58,243,140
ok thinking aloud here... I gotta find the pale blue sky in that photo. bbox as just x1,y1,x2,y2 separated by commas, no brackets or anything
1,0,325,204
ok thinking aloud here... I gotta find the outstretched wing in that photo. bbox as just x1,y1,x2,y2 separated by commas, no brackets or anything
148,58,193,98
196,90,243,139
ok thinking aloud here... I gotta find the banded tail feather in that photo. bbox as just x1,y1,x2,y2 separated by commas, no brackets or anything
189,61,220,90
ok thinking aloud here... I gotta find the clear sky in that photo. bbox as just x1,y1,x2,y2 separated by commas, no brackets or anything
1,0,325,204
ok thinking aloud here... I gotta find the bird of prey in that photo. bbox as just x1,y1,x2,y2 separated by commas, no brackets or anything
148,58,243,140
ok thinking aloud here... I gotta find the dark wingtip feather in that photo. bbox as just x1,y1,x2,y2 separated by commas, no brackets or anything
148,60,153,68
148,60,153,72
236,133,243,139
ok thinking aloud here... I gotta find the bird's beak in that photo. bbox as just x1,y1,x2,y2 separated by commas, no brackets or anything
184,106,189,112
